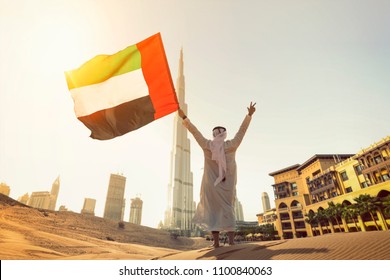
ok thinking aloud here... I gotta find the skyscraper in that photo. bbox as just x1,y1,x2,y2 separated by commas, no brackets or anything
234,197,245,221
164,50,196,235
129,197,143,225
103,173,126,221
48,176,60,210
81,198,96,215
262,192,271,212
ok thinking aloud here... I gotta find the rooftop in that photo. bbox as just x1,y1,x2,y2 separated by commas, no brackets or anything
296,154,354,172
269,164,300,177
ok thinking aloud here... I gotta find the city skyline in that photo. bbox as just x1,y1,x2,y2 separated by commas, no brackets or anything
1,0,390,227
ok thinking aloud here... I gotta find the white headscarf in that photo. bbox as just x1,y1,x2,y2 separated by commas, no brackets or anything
210,127,227,186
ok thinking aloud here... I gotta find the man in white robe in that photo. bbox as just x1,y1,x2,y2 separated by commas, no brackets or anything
178,102,256,248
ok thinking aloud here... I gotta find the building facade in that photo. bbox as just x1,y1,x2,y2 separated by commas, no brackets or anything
81,198,96,215
0,182,10,196
28,191,51,209
164,50,196,236
269,137,390,239
22,176,60,210
48,176,60,211
103,173,126,221
257,207,277,228
129,197,143,225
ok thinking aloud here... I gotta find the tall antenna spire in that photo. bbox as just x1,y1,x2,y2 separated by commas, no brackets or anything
179,48,184,77
177,48,185,106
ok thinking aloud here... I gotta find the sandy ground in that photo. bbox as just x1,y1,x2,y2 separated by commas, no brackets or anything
157,230,390,260
1,194,389,260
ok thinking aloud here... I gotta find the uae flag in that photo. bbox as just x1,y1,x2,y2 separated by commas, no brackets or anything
65,33,178,140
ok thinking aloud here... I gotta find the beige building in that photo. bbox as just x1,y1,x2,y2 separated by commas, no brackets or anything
81,198,96,215
103,173,126,221
129,197,143,225
28,191,51,209
0,182,11,196
257,207,277,227
48,176,60,211
17,193,29,205
234,197,244,221
23,176,60,210
269,136,390,239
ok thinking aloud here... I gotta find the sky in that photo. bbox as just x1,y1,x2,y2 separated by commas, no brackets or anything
1,0,389,228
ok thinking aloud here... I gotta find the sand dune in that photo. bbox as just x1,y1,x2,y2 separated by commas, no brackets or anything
0,194,208,260
1,194,389,260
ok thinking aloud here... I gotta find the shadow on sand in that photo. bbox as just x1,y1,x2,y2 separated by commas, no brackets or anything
197,241,329,260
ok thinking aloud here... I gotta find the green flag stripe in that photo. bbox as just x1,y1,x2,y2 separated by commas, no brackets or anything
65,44,142,90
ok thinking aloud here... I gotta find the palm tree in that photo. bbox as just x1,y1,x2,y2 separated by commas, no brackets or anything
324,207,335,233
353,194,381,231
381,195,390,217
327,201,343,232
341,204,360,232
317,209,330,233
305,211,318,236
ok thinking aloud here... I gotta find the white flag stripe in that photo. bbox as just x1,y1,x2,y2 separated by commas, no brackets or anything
71,69,149,117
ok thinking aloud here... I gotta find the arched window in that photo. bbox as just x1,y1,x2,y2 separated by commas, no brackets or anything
290,200,301,207
342,200,352,206
373,152,383,164
278,202,288,209
377,190,390,198
366,156,374,167
381,149,389,159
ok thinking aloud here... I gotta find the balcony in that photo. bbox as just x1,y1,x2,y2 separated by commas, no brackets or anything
362,157,390,174
274,189,289,197
295,227,308,231
293,214,304,220
295,225,306,229
309,182,336,195
278,207,289,213
290,205,302,211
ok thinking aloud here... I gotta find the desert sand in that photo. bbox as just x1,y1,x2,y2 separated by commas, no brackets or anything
1,194,389,260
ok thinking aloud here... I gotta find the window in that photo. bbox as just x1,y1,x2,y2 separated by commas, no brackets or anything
340,171,348,181
374,156,382,164
292,191,299,196
291,183,298,190
346,187,353,193
354,165,363,175
312,170,321,177
361,181,368,188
